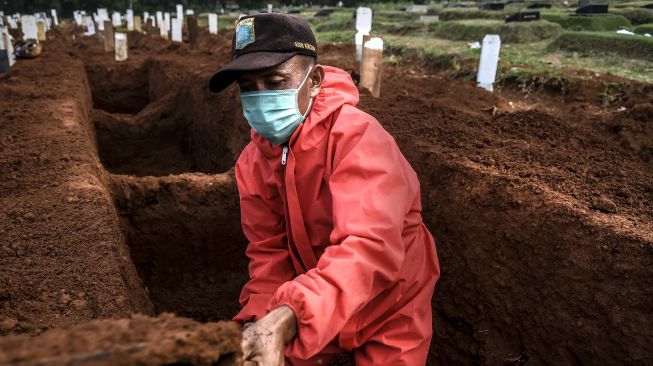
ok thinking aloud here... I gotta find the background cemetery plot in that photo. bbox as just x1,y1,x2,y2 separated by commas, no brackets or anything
0,1,652,366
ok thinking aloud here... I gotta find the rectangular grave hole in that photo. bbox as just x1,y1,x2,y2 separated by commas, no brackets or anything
85,61,150,114
109,173,250,322
88,60,248,177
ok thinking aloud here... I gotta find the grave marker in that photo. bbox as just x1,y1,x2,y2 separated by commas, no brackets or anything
505,11,539,22
476,34,501,92
8,16,18,29
156,11,163,27
103,21,114,51
126,10,134,31
160,23,168,39
97,8,108,31
355,7,372,61
575,4,608,15
21,15,38,41
0,49,11,75
360,36,383,97
176,5,184,24
408,5,428,13
144,12,150,23
85,17,96,36
208,13,218,34
115,32,127,62
36,20,46,41
187,15,199,49
1,26,16,67
134,16,142,32
112,12,121,27
186,10,194,15
267,4,273,13
51,9,58,26
164,12,171,32
419,15,439,23
171,18,182,42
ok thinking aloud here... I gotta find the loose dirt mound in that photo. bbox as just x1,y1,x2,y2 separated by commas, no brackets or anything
1,23,651,366
0,313,242,365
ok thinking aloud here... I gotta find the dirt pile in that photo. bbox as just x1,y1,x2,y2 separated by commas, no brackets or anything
0,313,242,365
0,23,651,366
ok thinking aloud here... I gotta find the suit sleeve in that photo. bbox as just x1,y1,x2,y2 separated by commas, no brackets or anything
267,116,419,358
233,150,296,323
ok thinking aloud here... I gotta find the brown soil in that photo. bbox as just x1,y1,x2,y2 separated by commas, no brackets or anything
0,313,241,365
0,24,652,365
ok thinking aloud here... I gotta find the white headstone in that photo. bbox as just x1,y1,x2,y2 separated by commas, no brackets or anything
51,9,59,26
20,15,38,41
186,9,194,15
115,32,127,61
337,1,343,7
156,11,163,27
171,18,182,42
97,8,108,30
85,17,96,36
356,7,373,34
0,26,15,66
112,12,121,27
126,10,134,31
355,32,364,61
208,13,218,34
8,17,18,29
477,34,501,92
160,21,169,39
74,11,82,25
164,12,171,31
176,4,183,23
143,11,150,23
267,4,273,13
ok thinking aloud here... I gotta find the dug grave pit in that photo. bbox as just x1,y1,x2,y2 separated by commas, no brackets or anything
85,56,252,322
86,57,249,177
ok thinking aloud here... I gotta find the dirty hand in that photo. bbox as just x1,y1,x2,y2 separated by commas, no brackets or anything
242,306,297,366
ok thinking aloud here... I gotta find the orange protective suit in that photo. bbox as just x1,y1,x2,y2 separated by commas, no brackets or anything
233,66,440,365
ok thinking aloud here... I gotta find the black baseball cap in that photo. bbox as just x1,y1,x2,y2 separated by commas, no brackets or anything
208,13,318,93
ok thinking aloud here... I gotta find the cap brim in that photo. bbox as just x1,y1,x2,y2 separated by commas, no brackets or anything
208,51,298,93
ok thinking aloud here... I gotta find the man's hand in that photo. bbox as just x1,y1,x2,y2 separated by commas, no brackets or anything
242,306,297,366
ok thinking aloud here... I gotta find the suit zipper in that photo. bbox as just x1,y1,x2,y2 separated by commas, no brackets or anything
281,145,288,166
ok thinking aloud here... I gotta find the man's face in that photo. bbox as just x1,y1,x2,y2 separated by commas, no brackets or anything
236,55,324,115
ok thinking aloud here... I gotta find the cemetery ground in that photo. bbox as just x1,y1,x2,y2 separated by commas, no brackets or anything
1,10,653,366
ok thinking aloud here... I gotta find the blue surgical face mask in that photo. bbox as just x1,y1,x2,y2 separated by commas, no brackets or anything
240,67,315,146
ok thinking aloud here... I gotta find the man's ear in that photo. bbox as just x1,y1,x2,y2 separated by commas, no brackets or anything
309,65,325,98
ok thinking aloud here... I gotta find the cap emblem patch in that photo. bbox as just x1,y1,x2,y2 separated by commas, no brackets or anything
235,18,255,49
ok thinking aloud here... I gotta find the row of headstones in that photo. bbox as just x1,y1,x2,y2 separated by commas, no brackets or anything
1,10,58,42
0,10,60,73
77,6,220,42
353,6,499,94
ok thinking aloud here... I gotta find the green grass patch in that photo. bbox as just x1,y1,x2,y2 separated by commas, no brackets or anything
314,30,356,44
549,31,653,61
308,11,355,32
431,19,563,43
634,23,653,33
613,1,653,8
541,12,631,31
612,7,653,25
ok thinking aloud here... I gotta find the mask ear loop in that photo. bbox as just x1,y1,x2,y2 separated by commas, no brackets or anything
297,64,319,118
